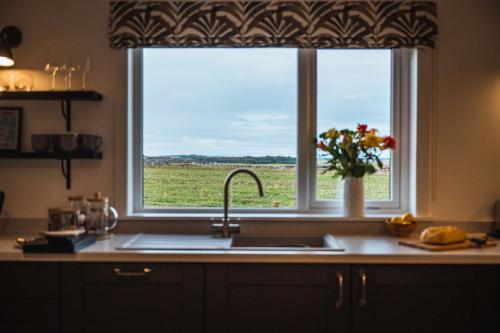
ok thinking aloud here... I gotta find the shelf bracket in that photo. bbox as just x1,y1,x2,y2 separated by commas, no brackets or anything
60,158,72,190
60,99,72,132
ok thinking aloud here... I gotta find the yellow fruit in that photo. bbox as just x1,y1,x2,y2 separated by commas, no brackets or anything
401,213,414,222
390,216,403,224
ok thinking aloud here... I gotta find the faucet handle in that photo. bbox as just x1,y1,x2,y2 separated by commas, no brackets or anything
210,221,241,237
227,223,241,234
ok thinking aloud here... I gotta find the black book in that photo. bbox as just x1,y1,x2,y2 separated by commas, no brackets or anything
23,234,96,253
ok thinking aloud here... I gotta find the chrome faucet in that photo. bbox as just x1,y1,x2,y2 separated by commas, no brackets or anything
211,168,264,238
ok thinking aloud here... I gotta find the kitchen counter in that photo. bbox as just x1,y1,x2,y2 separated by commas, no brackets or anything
1,234,500,264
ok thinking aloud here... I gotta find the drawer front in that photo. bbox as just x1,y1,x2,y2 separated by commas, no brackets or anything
84,263,182,284
0,263,59,299
79,264,204,333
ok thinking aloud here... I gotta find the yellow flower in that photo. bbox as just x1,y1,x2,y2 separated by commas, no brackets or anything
325,128,339,139
363,134,382,148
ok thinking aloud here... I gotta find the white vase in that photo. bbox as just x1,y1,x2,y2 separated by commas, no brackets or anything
343,177,364,218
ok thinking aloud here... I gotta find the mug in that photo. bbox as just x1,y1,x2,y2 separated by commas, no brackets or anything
52,133,78,153
31,134,52,152
47,207,79,231
77,134,103,153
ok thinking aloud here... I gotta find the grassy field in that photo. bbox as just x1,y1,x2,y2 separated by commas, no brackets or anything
144,164,390,208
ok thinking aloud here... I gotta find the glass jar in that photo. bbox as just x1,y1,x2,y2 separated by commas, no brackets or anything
68,195,89,228
86,193,118,239
48,207,78,231
47,207,62,231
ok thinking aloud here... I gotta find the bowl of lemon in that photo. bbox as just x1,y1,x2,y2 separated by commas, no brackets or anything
385,213,417,238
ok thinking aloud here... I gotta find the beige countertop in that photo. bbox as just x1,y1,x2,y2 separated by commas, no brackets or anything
1,233,500,264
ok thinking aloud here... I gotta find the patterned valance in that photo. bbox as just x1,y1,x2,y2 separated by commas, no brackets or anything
109,1,437,49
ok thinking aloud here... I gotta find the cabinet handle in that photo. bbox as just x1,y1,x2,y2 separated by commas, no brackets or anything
336,272,344,309
358,271,367,307
113,267,152,278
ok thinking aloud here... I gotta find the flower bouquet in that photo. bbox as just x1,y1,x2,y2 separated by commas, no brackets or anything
315,124,396,217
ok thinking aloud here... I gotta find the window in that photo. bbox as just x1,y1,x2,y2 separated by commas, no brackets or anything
141,49,298,210
130,48,411,215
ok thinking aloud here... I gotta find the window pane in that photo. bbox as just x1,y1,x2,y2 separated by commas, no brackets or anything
143,49,297,208
316,50,392,201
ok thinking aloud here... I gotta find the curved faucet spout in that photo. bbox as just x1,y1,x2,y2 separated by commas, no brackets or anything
213,168,264,238
224,168,264,198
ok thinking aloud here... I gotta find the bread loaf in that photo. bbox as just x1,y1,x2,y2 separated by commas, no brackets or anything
420,226,467,245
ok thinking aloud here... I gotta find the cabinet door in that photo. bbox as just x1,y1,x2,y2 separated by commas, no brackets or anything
78,263,204,333
495,267,500,316
352,265,496,333
206,264,350,333
0,263,60,333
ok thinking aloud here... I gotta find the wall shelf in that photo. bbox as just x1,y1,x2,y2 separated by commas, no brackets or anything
0,90,104,190
0,90,102,101
0,90,103,131
0,151,103,159
0,152,103,190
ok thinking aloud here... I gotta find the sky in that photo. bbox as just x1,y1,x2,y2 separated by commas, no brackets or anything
143,48,391,157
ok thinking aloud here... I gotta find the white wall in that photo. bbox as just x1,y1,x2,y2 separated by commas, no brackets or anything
0,0,126,218
0,0,499,221
432,0,500,221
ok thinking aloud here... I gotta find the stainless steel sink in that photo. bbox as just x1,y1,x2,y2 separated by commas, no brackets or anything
230,234,344,251
117,233,344,252
117,234,232,250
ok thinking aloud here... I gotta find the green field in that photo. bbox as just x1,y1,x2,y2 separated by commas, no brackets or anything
144,164,390,208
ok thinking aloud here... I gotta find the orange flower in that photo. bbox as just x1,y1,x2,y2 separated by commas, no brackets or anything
382,136,397,150
317,141,327,150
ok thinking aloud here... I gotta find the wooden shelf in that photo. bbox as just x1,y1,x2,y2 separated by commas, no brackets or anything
0,90,104,190
0,90,103,132
0,90,102,101
0,151,103,159
0,151,103,190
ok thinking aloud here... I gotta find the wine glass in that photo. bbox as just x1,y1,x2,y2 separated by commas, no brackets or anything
81,55,91,90
61,52,80,91
44,47,59,91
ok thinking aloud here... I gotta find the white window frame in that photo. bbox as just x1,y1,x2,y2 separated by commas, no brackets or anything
128,48,411,216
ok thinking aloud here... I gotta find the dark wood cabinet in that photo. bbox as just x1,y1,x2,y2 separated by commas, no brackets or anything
61,263,204,333
495,267,500,317
1,261,498,333
351,265,497,333
0,263,60,333
206,264,350,333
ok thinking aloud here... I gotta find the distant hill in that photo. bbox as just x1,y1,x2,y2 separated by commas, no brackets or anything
144,154,297,165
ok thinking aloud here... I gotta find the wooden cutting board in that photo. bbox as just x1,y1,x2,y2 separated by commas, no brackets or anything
398,239,497,251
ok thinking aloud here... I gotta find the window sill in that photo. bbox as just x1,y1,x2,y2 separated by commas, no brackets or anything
122,212,433,223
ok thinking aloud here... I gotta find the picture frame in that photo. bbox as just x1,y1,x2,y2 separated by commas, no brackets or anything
0,107,22,151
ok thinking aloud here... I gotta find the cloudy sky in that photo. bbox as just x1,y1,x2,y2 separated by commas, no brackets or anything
143,48,391,157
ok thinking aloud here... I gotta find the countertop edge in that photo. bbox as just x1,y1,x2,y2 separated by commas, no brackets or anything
1,252,500,265
1,234,500,265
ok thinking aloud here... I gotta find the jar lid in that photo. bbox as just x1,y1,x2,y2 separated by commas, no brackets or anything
68,195,85,201
60,208,78,213
87,192,107,202
48,207,63,213
87,197,105,202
